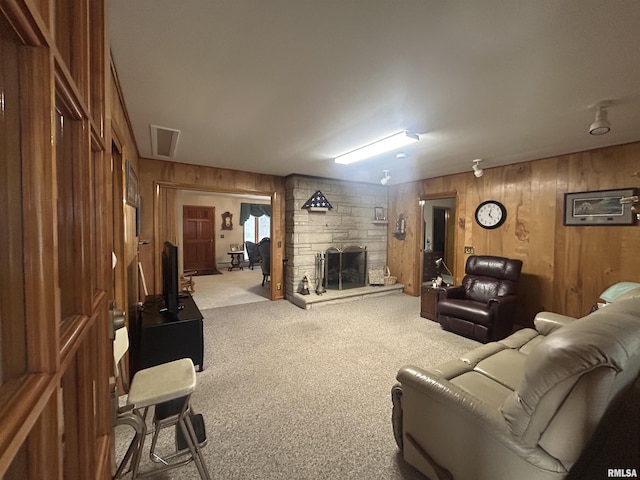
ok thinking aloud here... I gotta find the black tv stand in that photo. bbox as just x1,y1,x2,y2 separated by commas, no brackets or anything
134,293,205,373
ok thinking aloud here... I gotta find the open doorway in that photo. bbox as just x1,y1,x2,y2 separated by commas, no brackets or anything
175,190,272,309
421,195,456,285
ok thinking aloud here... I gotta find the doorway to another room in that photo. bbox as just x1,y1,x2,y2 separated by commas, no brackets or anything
176,191,272,309
421,196,456,286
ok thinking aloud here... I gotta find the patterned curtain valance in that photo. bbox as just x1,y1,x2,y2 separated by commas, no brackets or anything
240,203,271,225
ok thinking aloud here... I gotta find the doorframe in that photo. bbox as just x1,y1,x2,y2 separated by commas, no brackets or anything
153,182,277,299
418,192,458,287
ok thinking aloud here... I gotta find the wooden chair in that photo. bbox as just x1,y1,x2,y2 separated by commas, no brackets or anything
180,270,197,293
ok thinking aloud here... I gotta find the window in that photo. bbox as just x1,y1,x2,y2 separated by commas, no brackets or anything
243,215,270,259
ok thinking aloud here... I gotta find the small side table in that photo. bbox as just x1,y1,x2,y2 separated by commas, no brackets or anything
421,285,445,321
227,251,244,271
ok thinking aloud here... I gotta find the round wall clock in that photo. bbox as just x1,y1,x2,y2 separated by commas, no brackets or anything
475,200,507,229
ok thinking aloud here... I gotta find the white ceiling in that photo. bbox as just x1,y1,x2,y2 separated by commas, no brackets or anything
109,1,640,185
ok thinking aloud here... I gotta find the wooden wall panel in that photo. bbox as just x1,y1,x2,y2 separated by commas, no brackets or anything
387,181,421,294
389,141,640,322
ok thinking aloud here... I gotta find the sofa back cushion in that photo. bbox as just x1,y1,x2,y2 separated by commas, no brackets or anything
462,256,522,303
501,297,640,450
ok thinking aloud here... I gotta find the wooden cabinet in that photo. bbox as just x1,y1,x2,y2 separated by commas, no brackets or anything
421,285,444,321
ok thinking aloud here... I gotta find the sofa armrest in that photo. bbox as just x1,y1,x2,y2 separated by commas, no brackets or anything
395,365,568,474
534,312,578,336
397,365,504,425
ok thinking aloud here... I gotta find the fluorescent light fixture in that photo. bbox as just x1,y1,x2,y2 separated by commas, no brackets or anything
335,131,419,165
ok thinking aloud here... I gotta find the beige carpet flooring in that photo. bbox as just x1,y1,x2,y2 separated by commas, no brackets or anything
191,267,270,310
115,293,480,479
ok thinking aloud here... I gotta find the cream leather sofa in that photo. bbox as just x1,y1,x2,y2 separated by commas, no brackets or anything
392,288,640,480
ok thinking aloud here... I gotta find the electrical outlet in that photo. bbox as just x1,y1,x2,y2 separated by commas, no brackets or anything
276,283,282,290
464,246,475,254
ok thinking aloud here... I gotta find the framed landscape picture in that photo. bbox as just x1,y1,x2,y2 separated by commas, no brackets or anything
563,188,636,226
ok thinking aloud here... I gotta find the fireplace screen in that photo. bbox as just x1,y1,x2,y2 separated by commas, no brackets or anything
324,246,367,290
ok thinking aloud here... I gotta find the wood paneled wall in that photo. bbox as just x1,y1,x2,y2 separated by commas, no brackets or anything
137,158,286,300
388,142,640,322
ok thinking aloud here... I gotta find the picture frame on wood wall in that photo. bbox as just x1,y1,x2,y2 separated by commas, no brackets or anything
563,188,637,226
125,160,139,208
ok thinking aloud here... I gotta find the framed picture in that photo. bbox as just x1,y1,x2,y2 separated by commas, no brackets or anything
221,211,233,230
125,160,139,207
374,207,385,220
563,188,637,226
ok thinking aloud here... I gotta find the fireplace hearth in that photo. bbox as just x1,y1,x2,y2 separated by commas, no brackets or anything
324,246,367,290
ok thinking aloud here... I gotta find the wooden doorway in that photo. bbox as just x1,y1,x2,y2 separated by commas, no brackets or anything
183,205,217,274
433,206,455,275
420,194,457,285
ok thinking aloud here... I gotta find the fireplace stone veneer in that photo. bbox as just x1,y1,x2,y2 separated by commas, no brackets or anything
285,175,388,301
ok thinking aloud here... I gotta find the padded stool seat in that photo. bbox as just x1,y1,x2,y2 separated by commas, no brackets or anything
127,358,196,408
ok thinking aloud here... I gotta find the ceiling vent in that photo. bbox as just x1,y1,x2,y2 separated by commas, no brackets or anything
150,124,180,159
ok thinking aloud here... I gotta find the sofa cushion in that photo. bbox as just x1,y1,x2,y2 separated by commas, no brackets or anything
476,349,527,391
501,298,640,446
451,371,513,410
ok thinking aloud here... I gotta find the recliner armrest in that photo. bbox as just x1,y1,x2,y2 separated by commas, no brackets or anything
441,285,465,299
488,294,518,306
534,312,577,336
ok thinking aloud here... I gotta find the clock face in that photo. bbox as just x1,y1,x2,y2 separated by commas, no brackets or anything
475,200,506,229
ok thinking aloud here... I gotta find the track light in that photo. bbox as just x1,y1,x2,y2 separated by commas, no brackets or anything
589,103,611,135
472,159,484,178
380,170,391,185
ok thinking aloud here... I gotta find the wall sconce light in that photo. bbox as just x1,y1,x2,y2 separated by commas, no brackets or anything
472,159,484,178
380,170,391,185
393,213,406,240
589,102,612,135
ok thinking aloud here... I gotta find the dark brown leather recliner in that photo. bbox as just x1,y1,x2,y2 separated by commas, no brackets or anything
437,255,523,342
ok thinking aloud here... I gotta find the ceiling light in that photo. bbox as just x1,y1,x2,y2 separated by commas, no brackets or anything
380,170,391,185
335,131,419,165
589,103,611,135
472,159,484,178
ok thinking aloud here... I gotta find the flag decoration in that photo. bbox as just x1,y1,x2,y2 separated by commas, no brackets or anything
302,190,333,211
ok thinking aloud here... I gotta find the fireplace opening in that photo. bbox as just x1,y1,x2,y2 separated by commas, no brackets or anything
324,246,367,290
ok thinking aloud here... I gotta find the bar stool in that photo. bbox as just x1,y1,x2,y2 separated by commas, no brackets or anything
114,328,211,480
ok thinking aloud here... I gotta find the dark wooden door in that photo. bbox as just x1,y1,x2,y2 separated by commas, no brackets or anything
183,205,216,274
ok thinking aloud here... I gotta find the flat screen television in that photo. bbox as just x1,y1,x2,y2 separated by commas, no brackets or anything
162,241,180,315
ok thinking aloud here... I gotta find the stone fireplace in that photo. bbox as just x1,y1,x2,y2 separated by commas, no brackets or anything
285,175,388,301
324,246,367,290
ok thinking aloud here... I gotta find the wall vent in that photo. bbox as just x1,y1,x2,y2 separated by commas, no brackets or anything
150,124,180,159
